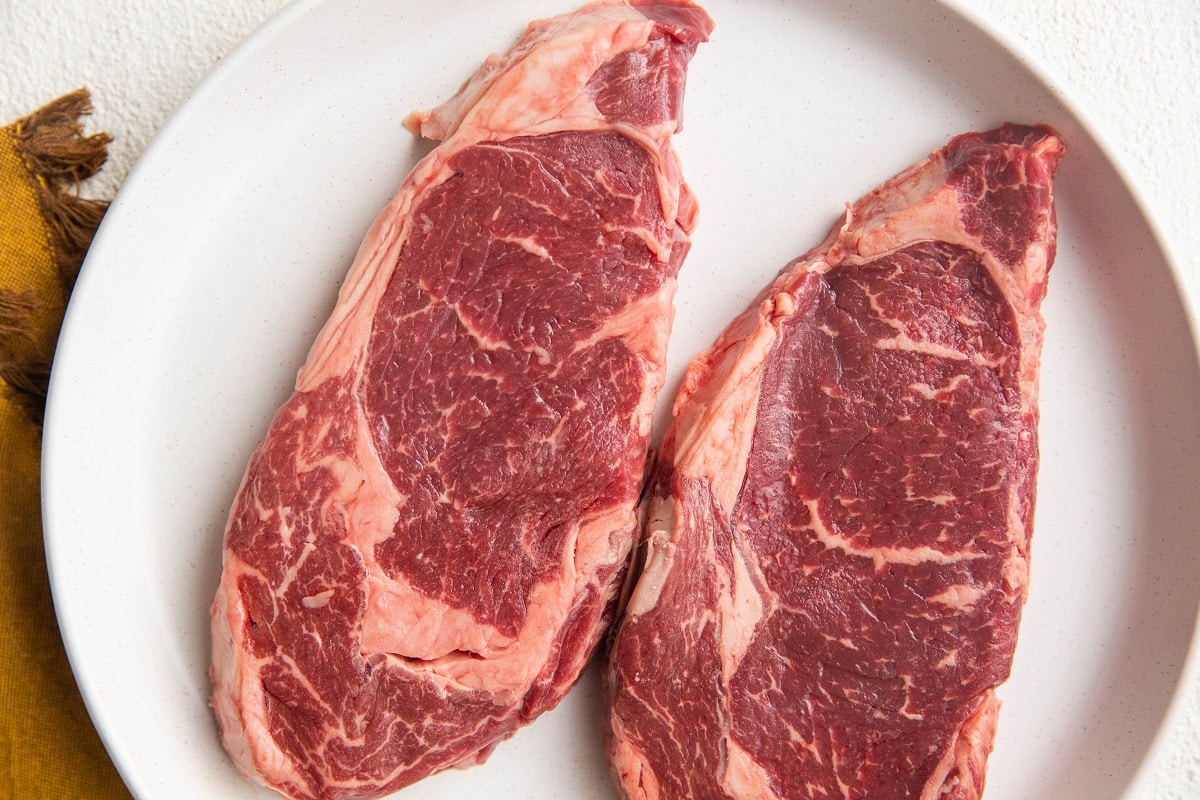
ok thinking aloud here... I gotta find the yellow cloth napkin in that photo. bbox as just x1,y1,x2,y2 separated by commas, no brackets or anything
0,89,130,799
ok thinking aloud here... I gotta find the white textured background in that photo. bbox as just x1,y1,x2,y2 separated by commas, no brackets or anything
1,0,1197,797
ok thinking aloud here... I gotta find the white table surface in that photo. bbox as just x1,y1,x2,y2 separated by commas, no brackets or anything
2,0,1197,797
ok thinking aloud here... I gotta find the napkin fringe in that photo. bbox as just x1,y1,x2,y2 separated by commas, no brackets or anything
0,290,50,424
11,87,112,297
1,88,110,425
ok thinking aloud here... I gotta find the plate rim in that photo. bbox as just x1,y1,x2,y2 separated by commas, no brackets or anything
40,0,1200,797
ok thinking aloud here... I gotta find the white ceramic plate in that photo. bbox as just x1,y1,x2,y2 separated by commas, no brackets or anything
42,0,1200,798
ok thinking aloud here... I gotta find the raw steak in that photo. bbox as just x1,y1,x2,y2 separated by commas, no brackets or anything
209,2,711,798
605,124,1065,800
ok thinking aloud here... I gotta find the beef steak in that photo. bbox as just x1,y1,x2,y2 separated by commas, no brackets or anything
209,3,712,798
604,124,1065,800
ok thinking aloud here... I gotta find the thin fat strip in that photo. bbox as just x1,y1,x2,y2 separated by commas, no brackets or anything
209,2,712,799
605,124,1065,800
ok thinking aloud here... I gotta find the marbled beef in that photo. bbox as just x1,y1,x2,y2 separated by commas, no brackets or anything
605,124,1065,800
209,2,711,798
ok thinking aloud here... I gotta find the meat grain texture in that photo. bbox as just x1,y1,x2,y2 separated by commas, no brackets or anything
208,2,712,798
605,124,1065,800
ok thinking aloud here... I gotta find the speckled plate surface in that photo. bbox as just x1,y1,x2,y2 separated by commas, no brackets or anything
42,0,1200,797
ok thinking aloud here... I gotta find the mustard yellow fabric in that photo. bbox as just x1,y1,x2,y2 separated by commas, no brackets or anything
0,113,130,798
